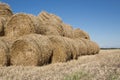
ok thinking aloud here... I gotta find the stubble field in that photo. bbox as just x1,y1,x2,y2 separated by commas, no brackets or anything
0,49,120,80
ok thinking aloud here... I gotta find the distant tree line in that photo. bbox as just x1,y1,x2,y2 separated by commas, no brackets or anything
101,48,120,50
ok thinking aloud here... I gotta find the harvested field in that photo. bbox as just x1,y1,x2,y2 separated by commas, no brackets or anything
0,49,119,80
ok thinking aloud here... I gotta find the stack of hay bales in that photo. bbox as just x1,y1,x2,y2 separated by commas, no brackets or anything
10,34,99,66
0,3,100,66
0,3,13,36
38,11,75,38
10,34,78,66
37,11,90,39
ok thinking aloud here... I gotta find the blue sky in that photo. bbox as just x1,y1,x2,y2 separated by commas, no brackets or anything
1,0,120,48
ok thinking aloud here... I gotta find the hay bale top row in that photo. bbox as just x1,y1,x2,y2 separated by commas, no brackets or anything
0,3,13,16
4,13,41,39
0,3,11,10
38,11,62,23
0,3,90,40
0,3,13,36
74,28,90,40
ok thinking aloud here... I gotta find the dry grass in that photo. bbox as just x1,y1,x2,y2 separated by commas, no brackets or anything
0,49,119,80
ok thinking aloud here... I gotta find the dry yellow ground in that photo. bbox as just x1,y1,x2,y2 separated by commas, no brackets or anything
0,49,120,80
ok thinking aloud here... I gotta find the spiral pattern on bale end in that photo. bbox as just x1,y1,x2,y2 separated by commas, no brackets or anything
10,34,53,66
4,13,41,39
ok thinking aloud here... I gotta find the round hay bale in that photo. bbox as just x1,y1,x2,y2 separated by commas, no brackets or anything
0,10,13,17
73,28,90,40
38,11,64,36
10,34,53,66
37,23,60,36
5,13,41,39
80,39,92,55
0,3,13,36
48,36,77,63
0,39,9,66
38,11,51,22
62,37,78,59
81,39,100,55
92,41,100,54
48,36,71,63
89,41,96,54
0,3,13,19
10,37,39,66
74,39,88,56
50,14,62,23
38,11,77,37
89,41,100,55
38,11,62,23
0,3,11,10
62,24,74,38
